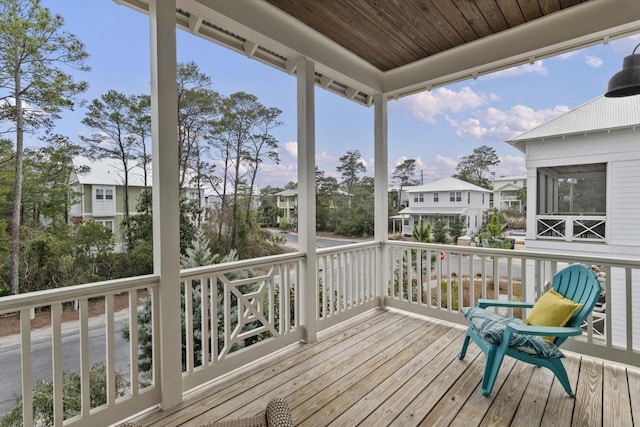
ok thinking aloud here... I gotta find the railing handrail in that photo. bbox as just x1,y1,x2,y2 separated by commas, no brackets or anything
316,240,381,256
537,213,606,218
179,252,305,280
0,274,159,314
386,241,640,269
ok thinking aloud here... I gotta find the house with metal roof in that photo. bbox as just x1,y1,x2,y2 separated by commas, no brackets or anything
492,175,527,213
508,94,640,349
69,156,201,250
275,188,298,226
396,176,490,237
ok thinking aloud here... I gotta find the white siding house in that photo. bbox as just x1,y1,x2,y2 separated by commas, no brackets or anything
397,176,490,237
492,175,526,212
508,94,640,349
276,188,297,225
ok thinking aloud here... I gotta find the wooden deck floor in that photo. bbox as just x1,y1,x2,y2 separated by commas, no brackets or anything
125,309,640,427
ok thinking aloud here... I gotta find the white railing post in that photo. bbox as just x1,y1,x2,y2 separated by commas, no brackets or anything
150,0,182,409
297,57,317,343
566,216,574,241
374,94,388,308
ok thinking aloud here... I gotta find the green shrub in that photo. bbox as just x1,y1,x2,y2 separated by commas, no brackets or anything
0,362,127,427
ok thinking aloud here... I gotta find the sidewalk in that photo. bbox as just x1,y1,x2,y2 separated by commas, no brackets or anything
0,308,132,349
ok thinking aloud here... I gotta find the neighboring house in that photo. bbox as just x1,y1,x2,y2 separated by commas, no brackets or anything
69,156,201,250
276,188,297,225
388,185,401,210
492,175,526,212
396,176,490,237
202,185,261,220
507,94,640,348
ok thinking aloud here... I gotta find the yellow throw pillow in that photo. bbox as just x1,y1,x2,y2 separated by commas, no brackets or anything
525,288,583,343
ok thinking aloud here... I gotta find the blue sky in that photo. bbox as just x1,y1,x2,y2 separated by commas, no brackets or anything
41,1,640,188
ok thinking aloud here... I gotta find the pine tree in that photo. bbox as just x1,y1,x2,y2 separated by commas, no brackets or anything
0,0,88,294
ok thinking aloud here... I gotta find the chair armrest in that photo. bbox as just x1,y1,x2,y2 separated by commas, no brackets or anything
477,299,534,309
505,323,583,338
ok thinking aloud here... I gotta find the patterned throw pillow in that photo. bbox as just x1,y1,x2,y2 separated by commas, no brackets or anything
460,306,564,359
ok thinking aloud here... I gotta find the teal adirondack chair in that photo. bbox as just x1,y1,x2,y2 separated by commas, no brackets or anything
459,263,601,397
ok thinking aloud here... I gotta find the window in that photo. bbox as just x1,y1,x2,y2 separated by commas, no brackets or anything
450,191,461,202
188,191,198,203
95,220,113,233
433,192,439,202
95,188,113,200
93,185,115,215
467,192,470,204
482,194,485,204
537,163,606,215
414,193,424,203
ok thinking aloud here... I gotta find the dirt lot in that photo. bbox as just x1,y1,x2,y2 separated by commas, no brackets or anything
0,291,147,338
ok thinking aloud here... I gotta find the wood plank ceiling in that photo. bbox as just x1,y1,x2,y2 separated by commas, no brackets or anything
264,0,590,71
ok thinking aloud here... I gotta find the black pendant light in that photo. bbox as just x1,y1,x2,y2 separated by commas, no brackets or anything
605,43,640,97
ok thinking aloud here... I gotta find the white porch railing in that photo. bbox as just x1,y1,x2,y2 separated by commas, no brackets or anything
536,214,607,242
0,275,161,427
1,242,639,426
385,241,639,367
179,252,305,392
316,242,380,331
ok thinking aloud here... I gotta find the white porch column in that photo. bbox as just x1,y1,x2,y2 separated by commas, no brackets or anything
297,58,317,343
149,0,182,409
374,94,389,308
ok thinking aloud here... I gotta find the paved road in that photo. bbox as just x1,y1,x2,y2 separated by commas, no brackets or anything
0,322,130,416
273,231,524,279
269,229,363,249
440,253,523,279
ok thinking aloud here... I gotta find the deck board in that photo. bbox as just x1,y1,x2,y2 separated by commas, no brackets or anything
124,308,639,427
574,358,603,426
603,363,633,427
540,355,579,427
629,368,640,427
511,362,554,426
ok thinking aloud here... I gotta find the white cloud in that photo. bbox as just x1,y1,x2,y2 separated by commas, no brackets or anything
585,55,603,68
403,86,495,124
452,104,570,142
363,156,373,170
414,156,429,171
435,155,458,172
412,155,458,183
393,155,409,167
259,163,298,187
389,155,456,184
481,60,547,79
558,51,578,60
316,150,335,165
283,141,297,158
495,155,526,177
